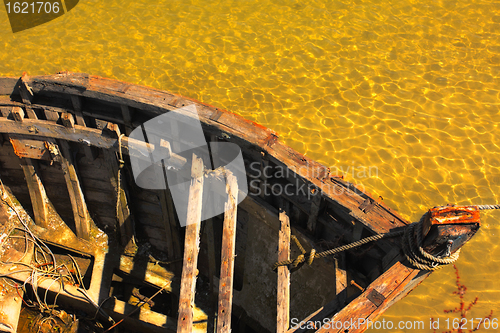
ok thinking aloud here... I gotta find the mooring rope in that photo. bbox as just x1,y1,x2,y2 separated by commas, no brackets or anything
476,204,500,210
272,232,404,271
401,216,460,271
273,203,500,272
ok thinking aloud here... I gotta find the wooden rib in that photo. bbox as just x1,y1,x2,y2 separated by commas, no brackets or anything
70,95,87,126
277,197,291,333
158,190,176,259
177,154,204,333
0,117,187,168
307,192,321,233
58,140,91,240
216,172,239,333
20,158,49,228
103,150,134,247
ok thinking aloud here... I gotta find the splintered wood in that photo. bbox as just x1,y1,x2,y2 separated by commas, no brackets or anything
277,198,291,333
177,154,204,333
216,171,238,333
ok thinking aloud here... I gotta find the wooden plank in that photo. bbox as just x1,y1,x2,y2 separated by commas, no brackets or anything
216,172,239,333
177,154,204,333
20,158,49,228
315,262,428,333
57,140,91,240
277,198,291,333
0,117,187,169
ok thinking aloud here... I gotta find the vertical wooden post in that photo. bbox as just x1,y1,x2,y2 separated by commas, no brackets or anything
161,161,183,265
177,154,204,333
307,192,321,233
20,158,49,228
120,104,133,135
216,171,238,333
277,198,291,333
58,140,91,240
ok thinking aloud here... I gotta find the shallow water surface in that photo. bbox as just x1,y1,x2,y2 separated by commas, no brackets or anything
1,0,500,331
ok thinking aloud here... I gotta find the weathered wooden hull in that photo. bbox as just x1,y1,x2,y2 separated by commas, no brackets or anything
0,72,476,333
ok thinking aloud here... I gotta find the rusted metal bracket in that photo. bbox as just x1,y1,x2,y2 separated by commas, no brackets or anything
367,289,385,307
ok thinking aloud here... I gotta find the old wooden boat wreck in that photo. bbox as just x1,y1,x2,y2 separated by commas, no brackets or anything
0,72,486,332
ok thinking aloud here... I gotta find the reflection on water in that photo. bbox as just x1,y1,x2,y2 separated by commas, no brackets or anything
1,0,500,331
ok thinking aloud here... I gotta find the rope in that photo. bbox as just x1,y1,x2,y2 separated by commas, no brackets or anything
401,220,460,271
272,231,403,271
115,134,125,225
476,204,500,210
272,207,475,271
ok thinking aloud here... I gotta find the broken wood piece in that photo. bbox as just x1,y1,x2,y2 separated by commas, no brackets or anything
61,112,75,128
12,107,24,122
25,106,37,119
277,197,291,333
177,154,204,333
20,158,49,228
58,140,91,240
19,72,34,105
216,171,239,333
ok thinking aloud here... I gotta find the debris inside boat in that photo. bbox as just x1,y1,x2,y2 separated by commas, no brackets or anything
0,72,494,332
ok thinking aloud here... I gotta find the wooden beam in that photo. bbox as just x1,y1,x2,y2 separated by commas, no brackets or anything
0,117,187,168
20,158,49,228
57,140,91,240
177,154,204,333
315,262,428,333
277,198,291,333
216,171,239,333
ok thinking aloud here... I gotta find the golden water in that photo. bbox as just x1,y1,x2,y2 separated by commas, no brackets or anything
1,0,500,331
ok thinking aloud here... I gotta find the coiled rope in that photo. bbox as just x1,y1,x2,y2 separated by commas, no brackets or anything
272,204,500,272
401,214,460,271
